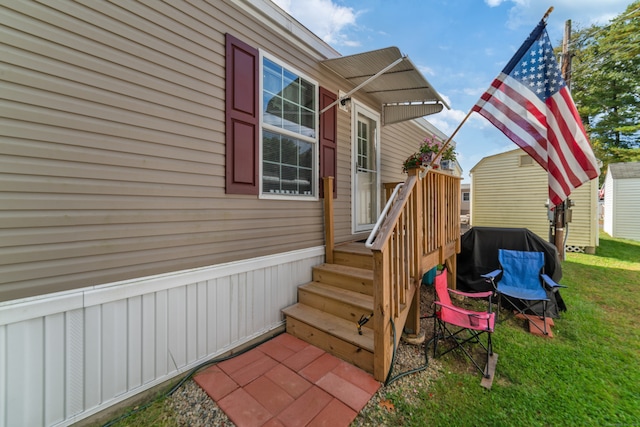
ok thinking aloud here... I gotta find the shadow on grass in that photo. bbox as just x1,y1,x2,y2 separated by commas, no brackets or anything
591,232,640,264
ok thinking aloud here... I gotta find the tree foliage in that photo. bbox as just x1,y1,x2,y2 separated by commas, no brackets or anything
569,1,640,177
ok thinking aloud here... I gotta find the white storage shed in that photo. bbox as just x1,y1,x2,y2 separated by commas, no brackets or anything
603,162,640,241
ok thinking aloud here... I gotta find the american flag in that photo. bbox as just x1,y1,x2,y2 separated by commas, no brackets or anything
473,20,600,206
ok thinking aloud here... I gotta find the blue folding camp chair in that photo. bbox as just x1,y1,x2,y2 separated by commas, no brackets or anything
482,249,565,335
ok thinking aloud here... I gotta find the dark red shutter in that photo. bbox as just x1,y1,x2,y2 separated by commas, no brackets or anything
319,87,337,198
225,34,259,195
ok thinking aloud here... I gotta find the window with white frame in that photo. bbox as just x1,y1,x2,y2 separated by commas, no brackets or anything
261,56,317,197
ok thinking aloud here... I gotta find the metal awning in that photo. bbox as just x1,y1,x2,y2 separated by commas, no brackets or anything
321,47,450,125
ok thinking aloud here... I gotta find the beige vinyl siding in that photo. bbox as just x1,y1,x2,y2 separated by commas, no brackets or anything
471,151,549,237
564,177,598,248
1,0,449,300
470,149,598,249
1,0,333,300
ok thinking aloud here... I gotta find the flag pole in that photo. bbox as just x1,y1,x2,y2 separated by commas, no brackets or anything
428,6,554,168
427,108,474,168
554,17,572,261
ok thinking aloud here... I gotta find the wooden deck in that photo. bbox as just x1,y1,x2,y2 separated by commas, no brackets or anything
283,169,461,382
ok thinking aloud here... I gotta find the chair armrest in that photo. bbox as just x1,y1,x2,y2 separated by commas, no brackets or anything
481,269,502,280
449,289,493,299
541,274,567,289
433,301,492,320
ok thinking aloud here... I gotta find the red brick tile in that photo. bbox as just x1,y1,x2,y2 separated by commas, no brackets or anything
308,398,357,427
217,388,272,427
218,348,267,375
263,418,286,427
259,339,296,362
528,317,554,337
264,364,312,398
276,386,332,427
282,345,324,371
193,365,239,401
331,360,381,395
316,372,373,412
274,333,310,352
228,353,280,386
244,376,295,416
298,352,342,384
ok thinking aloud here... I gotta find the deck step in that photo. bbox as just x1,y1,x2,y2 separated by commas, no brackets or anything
282,303,374,373
333,242,373,270
298,281,374,326
312,263,373,295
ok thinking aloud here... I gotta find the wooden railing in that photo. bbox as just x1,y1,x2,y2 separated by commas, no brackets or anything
321,170,460,381
372,168,460,381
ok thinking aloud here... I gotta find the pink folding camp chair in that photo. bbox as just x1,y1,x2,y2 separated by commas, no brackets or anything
430,268,496,379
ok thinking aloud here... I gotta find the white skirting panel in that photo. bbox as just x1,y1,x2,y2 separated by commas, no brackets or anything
0,247,325,427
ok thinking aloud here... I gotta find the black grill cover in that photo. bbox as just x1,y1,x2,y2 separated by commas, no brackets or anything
456,227,565,312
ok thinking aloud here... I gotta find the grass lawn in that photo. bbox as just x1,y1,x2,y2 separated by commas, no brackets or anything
375,233,640,426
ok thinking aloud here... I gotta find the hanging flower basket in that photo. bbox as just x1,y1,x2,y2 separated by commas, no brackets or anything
402,135,456,173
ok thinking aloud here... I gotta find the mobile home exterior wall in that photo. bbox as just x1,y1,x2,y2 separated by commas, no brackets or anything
0,1,445,425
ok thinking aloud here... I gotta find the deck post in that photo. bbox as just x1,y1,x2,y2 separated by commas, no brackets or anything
372,249,391,382
438,173,446,264
323,176,335,264
405,168,422,337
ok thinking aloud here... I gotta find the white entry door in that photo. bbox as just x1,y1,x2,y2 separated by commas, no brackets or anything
353,103,380,233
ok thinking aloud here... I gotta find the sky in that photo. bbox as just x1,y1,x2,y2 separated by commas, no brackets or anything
270,0,633,182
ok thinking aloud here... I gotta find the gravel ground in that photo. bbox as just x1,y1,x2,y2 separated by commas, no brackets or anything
167,284,441,426
168,380,234,427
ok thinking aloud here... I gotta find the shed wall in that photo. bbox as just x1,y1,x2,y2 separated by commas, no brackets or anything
470,149,598,249
608,177,640,241
603,171,615,235
615,178,640,241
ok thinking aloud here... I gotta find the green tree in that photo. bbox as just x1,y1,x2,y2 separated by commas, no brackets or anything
569,2,640,178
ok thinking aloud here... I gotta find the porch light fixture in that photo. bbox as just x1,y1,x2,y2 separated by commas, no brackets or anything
338,90,351,112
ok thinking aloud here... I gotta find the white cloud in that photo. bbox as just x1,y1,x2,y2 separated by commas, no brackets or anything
271,0,360,47
463,86,487,97
427,103,468,136
487,0,632,31
418,64,436,76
